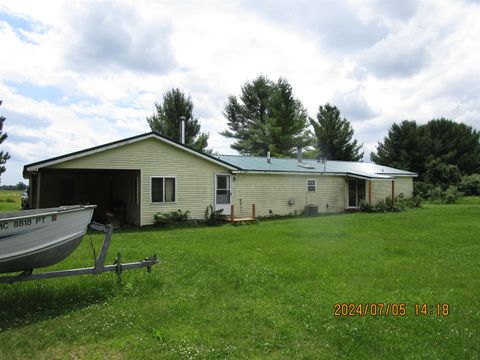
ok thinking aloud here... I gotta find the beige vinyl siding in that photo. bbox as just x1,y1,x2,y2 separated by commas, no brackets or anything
370,177,414,204
232,173,346,217
371,179,393,204
395,177,414,197
49,138,228,225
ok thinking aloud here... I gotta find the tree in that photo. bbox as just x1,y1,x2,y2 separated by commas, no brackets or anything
424,118,480,174
147,88,209,151
16,181,28,191
0,100,10,181
423,158,462,190
371,118,480,176
310,103,363,161
221,76,310,157
370,120,427,174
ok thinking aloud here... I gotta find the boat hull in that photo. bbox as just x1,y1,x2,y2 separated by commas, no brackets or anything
0,205,96,273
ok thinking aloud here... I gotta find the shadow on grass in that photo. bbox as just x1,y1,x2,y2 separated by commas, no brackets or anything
0,277,117,332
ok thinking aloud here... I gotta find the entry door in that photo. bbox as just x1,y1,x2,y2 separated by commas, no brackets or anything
348,179,366,207
215,174,231,215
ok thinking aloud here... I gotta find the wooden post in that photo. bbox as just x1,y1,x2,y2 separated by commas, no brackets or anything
230,204,234,222
36,173,41,209
368,180,372,203
391,180,395,206
252,203,256,219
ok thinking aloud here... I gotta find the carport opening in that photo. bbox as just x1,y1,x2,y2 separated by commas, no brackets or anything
36,169,140,226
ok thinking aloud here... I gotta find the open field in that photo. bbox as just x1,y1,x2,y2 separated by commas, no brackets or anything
0,201,479,359
0,190,22,212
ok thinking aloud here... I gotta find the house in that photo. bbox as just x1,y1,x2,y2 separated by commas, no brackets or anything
23,132,417,226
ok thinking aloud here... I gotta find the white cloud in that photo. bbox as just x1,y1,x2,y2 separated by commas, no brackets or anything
0,0,479,184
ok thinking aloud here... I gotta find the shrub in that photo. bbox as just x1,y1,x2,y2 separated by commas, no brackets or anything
408,195,423,208
458,174,480,196
426,186,462,204
424,159,462,190
444,186,462,204
204,205,226,226
414,181,434,199
154,209,190,226
359,194,421,213
359,200,374,213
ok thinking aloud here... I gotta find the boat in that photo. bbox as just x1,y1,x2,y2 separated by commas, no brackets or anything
0,205,96,274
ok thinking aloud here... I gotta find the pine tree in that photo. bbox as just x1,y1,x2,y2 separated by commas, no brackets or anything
310,104,363,161
371,120,427,173
147,88,209,151
371,118,480,175
221,76,310,157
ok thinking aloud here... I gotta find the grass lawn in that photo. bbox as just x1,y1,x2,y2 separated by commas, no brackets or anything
0,201,479,359
0,190,22,212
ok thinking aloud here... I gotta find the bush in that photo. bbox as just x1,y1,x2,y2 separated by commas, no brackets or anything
414,181,434,198
154,209,190,226
426,185,462,204
444,186,462,204
458,174,480,196
204,205,226,226
359,200,374,213
359,194,421,213
424,159,462,190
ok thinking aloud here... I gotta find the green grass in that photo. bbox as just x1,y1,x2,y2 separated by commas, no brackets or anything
0,202,479,359
0,190,22,212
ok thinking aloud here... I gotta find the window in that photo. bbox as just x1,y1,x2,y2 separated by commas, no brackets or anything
151,177,176,203
307,179,316,192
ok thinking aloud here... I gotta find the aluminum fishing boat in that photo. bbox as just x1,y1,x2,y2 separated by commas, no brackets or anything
0,205,96,274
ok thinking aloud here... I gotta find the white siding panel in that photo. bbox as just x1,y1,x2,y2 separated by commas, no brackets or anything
232,174,346,217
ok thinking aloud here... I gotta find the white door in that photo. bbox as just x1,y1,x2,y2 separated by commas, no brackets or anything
215,174,231,215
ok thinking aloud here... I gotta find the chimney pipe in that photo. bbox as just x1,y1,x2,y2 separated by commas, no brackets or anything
297,146,302,162
179,116,186,144
267,151,271,163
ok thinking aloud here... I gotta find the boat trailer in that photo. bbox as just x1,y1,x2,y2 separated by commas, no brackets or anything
0,222,159,284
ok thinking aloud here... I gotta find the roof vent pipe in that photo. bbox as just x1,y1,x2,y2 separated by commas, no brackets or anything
267,151,271,163
179,116,186,144
297,146,302,162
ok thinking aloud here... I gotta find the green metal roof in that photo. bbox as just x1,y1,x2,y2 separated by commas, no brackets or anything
217,155,417,179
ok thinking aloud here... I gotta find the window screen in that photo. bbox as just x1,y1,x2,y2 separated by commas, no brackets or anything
151,178,164,202
165,178,175,202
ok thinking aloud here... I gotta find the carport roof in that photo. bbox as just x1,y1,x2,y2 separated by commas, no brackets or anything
23,132,240,175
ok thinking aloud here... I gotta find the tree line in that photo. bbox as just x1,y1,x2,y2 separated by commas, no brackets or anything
148,75,363,161
1,76,479,196
146,75,480,199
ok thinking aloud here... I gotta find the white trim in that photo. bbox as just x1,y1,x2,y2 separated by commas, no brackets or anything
25,133,237,172
306,179,316,192
232,170,398,179
214,173,231,215
150,176,177,204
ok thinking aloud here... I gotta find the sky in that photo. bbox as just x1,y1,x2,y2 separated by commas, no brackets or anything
0,0,479,185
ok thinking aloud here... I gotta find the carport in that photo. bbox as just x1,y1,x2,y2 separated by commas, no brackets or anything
27,168,141,226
